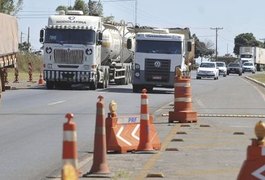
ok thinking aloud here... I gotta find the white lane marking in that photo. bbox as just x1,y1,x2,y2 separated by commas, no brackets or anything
48,100,66,106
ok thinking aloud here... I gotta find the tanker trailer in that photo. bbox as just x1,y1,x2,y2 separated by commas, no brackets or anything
40,10,133,90
102,22,134,85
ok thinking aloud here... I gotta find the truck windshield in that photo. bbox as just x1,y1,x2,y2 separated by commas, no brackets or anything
136,40,182,54
45,29,95,45
240,54,252,58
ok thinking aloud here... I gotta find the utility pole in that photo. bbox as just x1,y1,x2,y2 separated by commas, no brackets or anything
135,0,137,27
210,27,223,61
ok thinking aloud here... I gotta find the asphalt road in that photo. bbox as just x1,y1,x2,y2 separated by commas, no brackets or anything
1,71,265,179
0,82,173,180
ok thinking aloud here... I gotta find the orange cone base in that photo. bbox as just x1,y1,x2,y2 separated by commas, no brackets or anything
38,79,45,85
168,111,197,123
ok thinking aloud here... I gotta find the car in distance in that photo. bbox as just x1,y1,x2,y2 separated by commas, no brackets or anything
227,63,242,76
242,62,256,73
216,61,227,77
196,62,219,80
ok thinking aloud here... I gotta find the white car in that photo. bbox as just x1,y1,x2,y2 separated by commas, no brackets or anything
196,62,219,80
242,62,256,73
216,61,227,77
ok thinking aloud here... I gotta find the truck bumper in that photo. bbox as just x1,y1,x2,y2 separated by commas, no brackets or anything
132,70,175,88
44,70,96,83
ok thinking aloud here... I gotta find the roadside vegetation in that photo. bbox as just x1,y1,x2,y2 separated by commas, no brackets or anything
249,73,265,84
7,52,43,82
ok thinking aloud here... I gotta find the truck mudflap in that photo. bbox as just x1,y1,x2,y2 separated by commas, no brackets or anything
44,70,95,83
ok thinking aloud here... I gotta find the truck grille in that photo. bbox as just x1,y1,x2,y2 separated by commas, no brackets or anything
145,59,170,82
54,49,84,64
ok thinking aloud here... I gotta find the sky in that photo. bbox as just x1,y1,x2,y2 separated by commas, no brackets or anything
17,0,265,56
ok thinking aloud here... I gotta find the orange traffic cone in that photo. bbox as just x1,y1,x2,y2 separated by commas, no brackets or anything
137,89,155,153
168,74,197,123
83,96,112,178
237,121,265,180
62,113,78,174
38,72,45,85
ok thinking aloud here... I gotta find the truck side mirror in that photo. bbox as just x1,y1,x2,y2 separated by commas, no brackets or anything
97,32,103,45
39,29,44,43
127,39,132,49
187,42,192,52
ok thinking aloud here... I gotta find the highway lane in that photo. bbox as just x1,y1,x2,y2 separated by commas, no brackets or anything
1,71,265,179
0,84,174,180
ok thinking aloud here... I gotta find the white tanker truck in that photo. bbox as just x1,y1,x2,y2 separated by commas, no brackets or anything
40,10,135,89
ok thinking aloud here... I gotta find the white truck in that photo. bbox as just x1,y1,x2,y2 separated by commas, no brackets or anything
239,46,265,71
40,11,134,89
128,27,194,92
0,13,19,97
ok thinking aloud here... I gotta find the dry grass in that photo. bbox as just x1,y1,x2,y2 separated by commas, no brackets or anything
249,73,265,83
6,52,43,81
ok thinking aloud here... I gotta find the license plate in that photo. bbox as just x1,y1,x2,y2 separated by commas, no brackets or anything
152,76,162,80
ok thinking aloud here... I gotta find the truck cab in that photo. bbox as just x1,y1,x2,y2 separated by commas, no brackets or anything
131,30,192,92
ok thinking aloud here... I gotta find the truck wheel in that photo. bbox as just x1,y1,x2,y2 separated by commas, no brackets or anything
132,85,141,93
104,74,108,88
0,75,2,100
90,81,97,90
46,81,54,89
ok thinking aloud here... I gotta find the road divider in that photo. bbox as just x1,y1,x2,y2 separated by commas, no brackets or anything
106,90,161,153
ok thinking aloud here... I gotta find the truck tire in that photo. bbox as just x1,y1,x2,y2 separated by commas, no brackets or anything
46,81,54,89
104,73,108,88
90,80,97,90
0,69,5,92
132,85,141,93
0,74,2,99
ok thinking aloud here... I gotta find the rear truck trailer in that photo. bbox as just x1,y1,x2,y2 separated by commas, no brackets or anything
0,13,19,98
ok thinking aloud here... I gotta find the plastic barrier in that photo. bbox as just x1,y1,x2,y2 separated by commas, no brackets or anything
238,121,265,180
106,92,161,153
168,76,197,123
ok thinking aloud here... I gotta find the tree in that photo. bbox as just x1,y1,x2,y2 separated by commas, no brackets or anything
74,0,88,14
88,0,103,16
55,0,103,16
193,34,214,58
19,41,31,52
55,5,69,12
233,33,261,55
0,0,23,15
